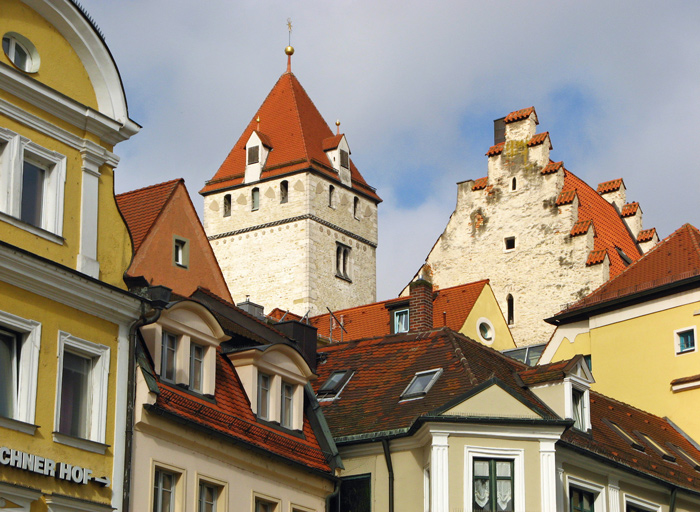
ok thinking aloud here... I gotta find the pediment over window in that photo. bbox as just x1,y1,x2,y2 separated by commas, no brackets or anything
437,381,543,420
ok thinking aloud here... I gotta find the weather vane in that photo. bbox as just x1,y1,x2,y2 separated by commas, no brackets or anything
287,18,292,46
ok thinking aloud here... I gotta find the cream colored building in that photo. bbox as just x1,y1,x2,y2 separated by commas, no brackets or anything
201,49,381,318
408,107,658,346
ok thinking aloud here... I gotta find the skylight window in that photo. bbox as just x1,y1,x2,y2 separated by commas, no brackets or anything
400,369,442,400
603,419,645,451
637,432,676,462
670,444,700,471
317,370,353,399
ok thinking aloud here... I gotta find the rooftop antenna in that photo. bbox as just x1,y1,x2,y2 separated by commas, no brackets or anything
301,309,311,324
285,18,294,73
326,307,348,343
279,309,289,322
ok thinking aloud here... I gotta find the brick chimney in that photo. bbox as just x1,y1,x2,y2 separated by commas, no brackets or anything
409,279,434,332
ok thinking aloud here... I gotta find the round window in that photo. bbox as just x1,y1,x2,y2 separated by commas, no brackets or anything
476,318,495,345
2,32,40,73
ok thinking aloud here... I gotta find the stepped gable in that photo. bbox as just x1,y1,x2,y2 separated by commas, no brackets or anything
116,179,181,252
309,280,488,341
562,169,641,276
559,224,700,313
314,328,557,439
638,228,657,243
140,337,332,473
201,71,380,202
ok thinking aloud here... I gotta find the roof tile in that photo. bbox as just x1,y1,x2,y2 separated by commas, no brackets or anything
571,219,592,236
504,107,537,124
621,202,639,217
472,177,488,190
586,249,607,266
542,160,564,175
597,178,624,194
637,228,657,243
556,189,577,206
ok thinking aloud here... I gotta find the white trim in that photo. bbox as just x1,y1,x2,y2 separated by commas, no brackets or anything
476,317,495,345
55,331,110,444
464,445,525,512
566,475,606,512
623,493,661,512
671,377,700,393
540,440,557,512
423,464,431,512
431,433,449,512
674,325,697,356
0,481,42,511
0,309,41,425
608,478,620,512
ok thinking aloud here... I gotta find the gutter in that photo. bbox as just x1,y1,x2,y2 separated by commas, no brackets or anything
382,439,394,512
325,480,340,512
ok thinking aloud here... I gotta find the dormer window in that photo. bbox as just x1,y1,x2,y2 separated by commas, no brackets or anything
393,309,409,333
247,145,259,165
567,380,591,431
161,332,178,383
189,343,205,392
572,388,585,430
340,149,349,169
281,382,294,428
401,369,442,400
257,373,270,420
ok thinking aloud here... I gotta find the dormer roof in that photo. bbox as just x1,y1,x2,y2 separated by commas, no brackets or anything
201,71,380,202
322,134,345,151
518,354,594,386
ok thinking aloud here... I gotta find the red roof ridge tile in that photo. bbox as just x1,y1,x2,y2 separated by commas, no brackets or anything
637,228,657,243
542,160,564,175
556,189,577,206
621,202,639,217
586,249,607,266
485,143,504,157
322,134,344,151
504,107,537,124
570,219,592,236
597,178,624,194
527,132,551,149
472,177,489,190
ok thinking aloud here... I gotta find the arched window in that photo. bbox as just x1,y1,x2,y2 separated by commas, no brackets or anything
353,197,359,219
280,181,288,204
336,245,343,276
506,294,514,325
335,243,351,280
512,177,517,191
343,247,349,277
251,188,259,211
223,194,231,217
329,185,335,208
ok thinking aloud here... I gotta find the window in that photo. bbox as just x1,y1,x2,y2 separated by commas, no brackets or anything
55,332,110,446
223,194,231,217
0,329,20,419
190,343,204,392
280,181,288,204
506,294,514,325
248,145,260,164
637,432,675,461
2,33,39,73
675,327,696,354
198,482,217,512
329,185,335,207
340,149,349,169
329,475,371,512
394,309,409,333
572,388,585,430
317,370,353,399
161,332,178,383
255,497,279,512
353,196,359,219
281,382,294,428
153,469,176,512
336,243,351,281
625,495,661,512
570,487,595,512
477,318,495,345
257,373,270,420
401,369,442,400
252,187,260,211
173,237,189,268
473,458,513,512
511,177,517,191
20,159,45,227
504,237,516,251
603,419,645,451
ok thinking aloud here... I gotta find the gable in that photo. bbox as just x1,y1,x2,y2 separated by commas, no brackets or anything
441,383,542,419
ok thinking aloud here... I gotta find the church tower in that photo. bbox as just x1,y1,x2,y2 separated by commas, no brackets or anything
201,47,381,317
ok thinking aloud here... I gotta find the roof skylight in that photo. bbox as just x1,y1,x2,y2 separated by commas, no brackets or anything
637,432,676,462
317,370,353,399
603,419,645,452
400,369,442,401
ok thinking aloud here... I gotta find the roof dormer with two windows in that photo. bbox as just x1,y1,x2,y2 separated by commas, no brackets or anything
244,130,272,183
323,134,351,187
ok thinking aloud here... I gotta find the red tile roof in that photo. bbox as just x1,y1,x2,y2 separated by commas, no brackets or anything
563,169,641,276
151,348,333,473
201,71,380,202
597,178,624,194
322,134,343,151
116,179,181,252
638,228,657,243
504,106,537,124
518,356,584,386
621,202,639,217
485,132,550,156
252,130,272,148
309,280,489,341
485,143,504,157
472,177,488,190
557,224,700,314
556,189,577,206
542,160,564,175
586,249,608,266
570,219,592,237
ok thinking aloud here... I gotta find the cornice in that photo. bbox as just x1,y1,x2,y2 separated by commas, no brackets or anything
0,242,142,324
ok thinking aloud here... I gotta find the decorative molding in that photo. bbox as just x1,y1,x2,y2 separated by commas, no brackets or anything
540,441,557,511
209,213,378,248
52,433,108,455
0,416,37,436
431,433,449,512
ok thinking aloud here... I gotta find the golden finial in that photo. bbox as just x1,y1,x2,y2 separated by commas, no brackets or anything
256,116,260,131
336,119,340,135
285,18,294,71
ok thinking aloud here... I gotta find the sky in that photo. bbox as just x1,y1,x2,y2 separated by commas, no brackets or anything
83,0,700,301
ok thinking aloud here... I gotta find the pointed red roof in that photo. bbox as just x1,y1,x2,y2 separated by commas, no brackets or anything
116,179,181,252
201,71,380,202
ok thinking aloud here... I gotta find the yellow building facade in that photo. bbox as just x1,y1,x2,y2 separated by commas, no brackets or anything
0,1,141,511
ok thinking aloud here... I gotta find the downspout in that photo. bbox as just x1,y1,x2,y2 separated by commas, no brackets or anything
325,480,340,512
382,438,394,512
122,304,163,512
669,487,677,512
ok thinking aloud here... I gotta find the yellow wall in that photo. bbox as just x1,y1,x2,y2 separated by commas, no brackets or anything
550,299,700,439
0,281,119,507
460,285,516,351
0,0,98,109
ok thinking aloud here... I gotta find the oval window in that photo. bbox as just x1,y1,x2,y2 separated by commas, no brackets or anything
2,32,40,73
477,317,495,345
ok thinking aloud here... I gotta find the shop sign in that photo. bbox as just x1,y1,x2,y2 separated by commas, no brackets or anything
0,446,110,487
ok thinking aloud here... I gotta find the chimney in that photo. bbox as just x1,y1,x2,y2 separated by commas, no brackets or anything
409,279,434,332
274,320,318,373
494,117,506,145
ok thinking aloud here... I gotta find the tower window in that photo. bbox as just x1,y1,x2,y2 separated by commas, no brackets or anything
340,149,349,169
506,294,514,325
353,197,359,219
247,145,259,164
336,243,351,281
223,194,231,217
251,187,260,211
504,237,516,251
280,180,288,204
512,177,517,191
329,185,335,208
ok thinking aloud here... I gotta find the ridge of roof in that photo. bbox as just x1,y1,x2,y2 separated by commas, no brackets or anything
116,179,182,252
504,107,537,124
597,178,624,194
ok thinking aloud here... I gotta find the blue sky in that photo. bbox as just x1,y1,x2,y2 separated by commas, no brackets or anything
84,0,700,300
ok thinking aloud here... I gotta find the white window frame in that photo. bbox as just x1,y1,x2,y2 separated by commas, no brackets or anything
394,308,409,333
464,446,525,512
253,493,280,512
674,326,696,355
476,317,495,345
0,128,66,238
565,377,591,432
2,32,41,73
190,342,205,393
257,372,271,420
54,332,110,448
566,476,606,512
280,381,294,429
0,310,41,433
623,494,661,512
